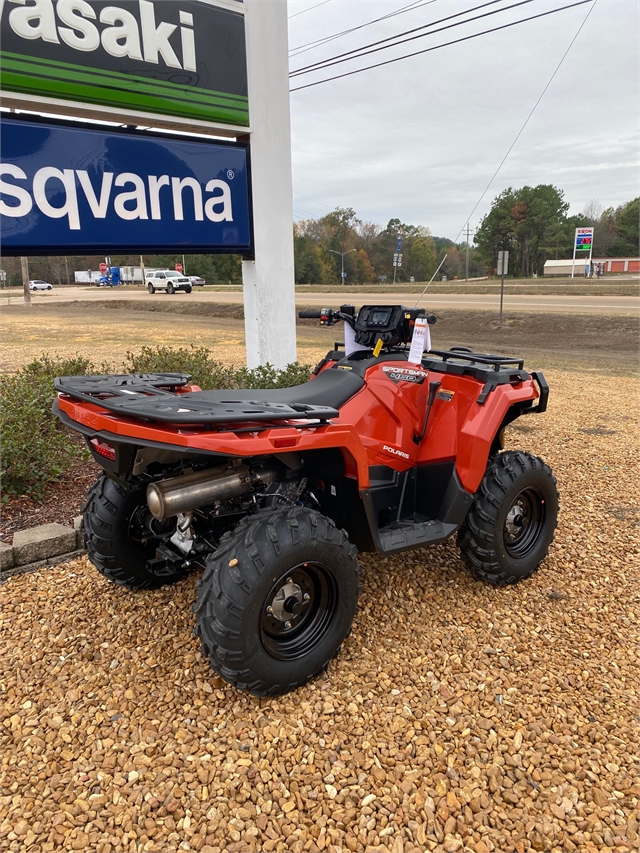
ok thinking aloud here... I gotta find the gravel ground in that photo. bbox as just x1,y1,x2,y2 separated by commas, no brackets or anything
1,369,639,853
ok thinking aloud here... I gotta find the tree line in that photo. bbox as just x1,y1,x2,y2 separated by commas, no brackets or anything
3,188,637,286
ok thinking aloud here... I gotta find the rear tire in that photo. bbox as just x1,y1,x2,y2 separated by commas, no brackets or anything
166,282,175,294
194,507,360,695
147,283,155,294
457,451,558,586
83,474,189,590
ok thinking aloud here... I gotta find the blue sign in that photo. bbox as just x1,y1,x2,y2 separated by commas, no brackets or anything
0,117,252,255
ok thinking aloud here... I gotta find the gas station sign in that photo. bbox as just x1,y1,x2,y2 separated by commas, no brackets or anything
575,227,594,251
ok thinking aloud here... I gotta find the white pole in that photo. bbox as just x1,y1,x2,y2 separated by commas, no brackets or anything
571,228,577,278
241,0,296,369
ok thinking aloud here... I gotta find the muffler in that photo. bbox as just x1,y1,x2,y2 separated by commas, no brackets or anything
147,462,278,520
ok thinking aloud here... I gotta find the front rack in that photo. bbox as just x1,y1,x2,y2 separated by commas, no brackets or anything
427,347,525,371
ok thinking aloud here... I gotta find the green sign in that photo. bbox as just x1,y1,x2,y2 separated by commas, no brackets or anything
1,0,248,128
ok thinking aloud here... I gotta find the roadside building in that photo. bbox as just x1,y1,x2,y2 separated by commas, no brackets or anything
544,258,640,276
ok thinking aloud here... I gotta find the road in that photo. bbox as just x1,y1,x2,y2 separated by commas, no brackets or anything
5,286,639,315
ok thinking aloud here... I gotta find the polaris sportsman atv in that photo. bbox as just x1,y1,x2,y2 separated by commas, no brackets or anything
53,305,558,695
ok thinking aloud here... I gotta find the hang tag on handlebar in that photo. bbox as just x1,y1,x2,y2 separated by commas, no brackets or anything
408,317,430,365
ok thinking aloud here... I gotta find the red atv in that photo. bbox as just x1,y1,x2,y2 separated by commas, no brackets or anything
54,305,558,695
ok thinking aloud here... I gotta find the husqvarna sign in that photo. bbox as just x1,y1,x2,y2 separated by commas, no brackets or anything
0,0,248,128
0,116,252,254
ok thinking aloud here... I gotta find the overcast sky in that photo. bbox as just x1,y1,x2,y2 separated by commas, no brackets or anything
286,0,638,240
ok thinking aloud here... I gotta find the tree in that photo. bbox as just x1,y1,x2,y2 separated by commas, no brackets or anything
475,185,570,276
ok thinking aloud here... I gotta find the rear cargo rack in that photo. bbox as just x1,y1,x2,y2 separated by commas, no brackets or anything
55,374,338,426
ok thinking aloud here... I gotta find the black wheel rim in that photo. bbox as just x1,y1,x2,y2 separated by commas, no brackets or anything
260,562,338,661
503,486,547,558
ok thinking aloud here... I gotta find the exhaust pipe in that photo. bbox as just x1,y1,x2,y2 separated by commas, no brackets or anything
147,463,278,520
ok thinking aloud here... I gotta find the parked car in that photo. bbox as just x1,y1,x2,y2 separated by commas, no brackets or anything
145,270,192,294
188,275,206,286
29,280,52,291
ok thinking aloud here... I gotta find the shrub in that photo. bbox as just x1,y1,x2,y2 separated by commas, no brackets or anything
123,345,237,390
0,355,97,498
124,345,312,391
2,349,312,499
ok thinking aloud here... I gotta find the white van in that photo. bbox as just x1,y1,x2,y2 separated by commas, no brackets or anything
145,270,192,294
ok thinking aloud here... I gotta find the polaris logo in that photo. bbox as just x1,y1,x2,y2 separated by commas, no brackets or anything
0,165,233,229
383,445,410,459
2,0,197,71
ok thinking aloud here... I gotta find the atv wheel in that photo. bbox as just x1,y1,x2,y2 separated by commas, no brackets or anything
166,282,175,294
83,474,189,590
147,282,155,294
194,507,360,695
458,451,558,586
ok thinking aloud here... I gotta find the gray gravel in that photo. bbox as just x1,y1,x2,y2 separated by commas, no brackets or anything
1,370,639,853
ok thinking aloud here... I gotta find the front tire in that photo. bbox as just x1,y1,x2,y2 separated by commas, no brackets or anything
458,451,558,586
83,474,189,590
147,282,155,294
194,507,360,695
184,286,192,293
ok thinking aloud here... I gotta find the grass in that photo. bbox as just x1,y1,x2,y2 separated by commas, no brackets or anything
1,301,638,378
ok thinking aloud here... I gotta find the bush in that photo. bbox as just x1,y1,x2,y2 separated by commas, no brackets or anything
1,355,97,498
124,345,312,391
2,349,312,499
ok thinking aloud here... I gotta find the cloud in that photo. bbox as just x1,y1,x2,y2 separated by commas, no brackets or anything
289,0,639,237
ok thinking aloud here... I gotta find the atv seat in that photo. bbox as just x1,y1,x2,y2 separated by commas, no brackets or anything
191,367,365,411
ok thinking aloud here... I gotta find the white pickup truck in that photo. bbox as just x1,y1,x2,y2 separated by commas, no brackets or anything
146,270,192,294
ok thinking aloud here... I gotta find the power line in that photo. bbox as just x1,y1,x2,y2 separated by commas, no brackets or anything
288,0,332,21
289,0,434,57
291,0,506,75
451,0,598,243
294,191,334,210
413,0,598,306
290,0,593,91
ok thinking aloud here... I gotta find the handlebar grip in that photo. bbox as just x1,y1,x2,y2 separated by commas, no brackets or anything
298,310,324,319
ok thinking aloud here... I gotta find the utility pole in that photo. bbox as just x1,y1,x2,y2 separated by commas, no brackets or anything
21,256,32,306
392,230,404,284
464,222,472,281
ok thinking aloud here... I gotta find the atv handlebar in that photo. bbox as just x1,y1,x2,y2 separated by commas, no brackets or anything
298,309,325,319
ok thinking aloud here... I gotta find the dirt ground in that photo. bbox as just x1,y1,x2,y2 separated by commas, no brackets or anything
1,301,638,376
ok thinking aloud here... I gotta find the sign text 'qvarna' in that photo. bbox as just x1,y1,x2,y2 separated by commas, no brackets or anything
0,117,252,255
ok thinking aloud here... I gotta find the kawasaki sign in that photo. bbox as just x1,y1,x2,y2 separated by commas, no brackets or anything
1,116,253,254
0,0,248,128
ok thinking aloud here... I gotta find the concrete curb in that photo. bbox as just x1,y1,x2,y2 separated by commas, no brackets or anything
1,518,85,583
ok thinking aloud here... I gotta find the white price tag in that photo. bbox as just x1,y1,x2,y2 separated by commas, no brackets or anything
408,317,430,365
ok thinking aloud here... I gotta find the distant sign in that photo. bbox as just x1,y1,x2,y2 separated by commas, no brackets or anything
575,227,594,251
497,250,509,276
0,0,248,128
175,263,183,272
99,262,108,273
0,116,253,255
